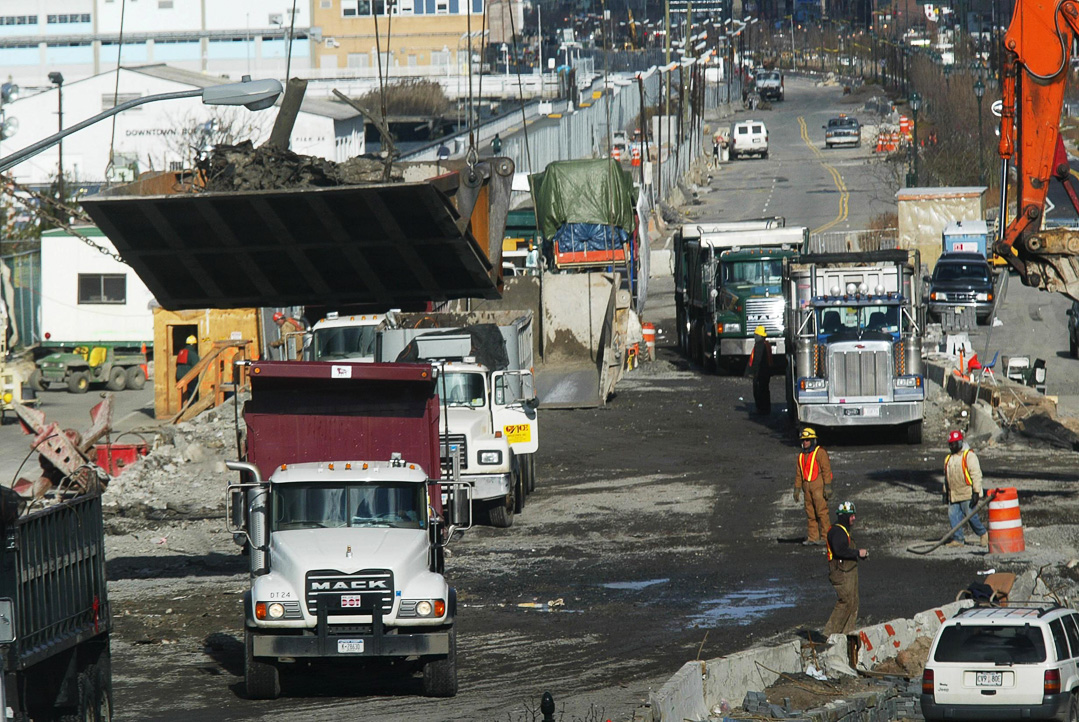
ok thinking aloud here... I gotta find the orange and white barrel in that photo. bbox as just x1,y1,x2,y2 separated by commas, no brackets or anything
631,145,641,167
641,323,656,361
988,487,1025,554
611,147,622,161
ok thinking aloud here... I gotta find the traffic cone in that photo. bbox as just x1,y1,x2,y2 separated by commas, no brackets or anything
987,488,1025,553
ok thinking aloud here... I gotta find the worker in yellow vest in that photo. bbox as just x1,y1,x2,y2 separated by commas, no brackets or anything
793,427,833,546
824,500,868,635
943,429,988,548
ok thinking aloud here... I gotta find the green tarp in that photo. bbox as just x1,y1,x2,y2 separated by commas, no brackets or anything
528,159,637,240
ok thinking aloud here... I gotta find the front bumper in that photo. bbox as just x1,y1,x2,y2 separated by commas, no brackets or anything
826,135,859,146
251,614,450,659
719,337,786,357
797,400,923,426
463,472,512,501
929,301,993,319
920,693,1071,721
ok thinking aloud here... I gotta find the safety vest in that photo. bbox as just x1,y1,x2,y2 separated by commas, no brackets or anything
826,524,850,562
799,447,821,482
944,449,973,486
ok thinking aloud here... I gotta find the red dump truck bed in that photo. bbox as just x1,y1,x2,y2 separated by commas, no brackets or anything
243,361,444,505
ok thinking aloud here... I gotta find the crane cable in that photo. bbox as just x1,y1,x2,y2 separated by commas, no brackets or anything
372,0,390,141
285,0,299,82
505,0,533,173
104,0,128,182
465,0,476,168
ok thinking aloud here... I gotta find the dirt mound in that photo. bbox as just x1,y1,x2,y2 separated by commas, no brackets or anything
199,140,400,192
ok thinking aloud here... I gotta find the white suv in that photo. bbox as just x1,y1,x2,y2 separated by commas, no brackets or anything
922,605,1079,721
731,120,768,160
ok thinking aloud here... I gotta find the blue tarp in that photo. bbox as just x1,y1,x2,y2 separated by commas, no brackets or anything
552,223,630,253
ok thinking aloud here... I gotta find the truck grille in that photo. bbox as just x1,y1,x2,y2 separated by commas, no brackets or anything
305,569,394,615
440,433,468,470
743,297,784,335
829,349,892,399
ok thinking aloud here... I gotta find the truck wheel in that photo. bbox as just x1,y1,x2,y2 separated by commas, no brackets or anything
106,367,127,392
77,669,97,722
525,454,536,493
513,469,526,514
244,628,281,700
68,372,90,394
29,369,48,391
124,366,147,390
1071,334,1078,359
95,646,113,722
906,421,923,445
421,627,458,697
487,495,515,528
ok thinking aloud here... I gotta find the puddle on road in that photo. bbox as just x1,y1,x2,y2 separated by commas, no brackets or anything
601,578,669,591
688,582,798,627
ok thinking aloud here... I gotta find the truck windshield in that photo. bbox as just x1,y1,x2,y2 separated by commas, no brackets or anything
273,483,425,530
441,372,486,407
721,259,783,286
817,305,901,335
312,326,377,361
934,262,991,283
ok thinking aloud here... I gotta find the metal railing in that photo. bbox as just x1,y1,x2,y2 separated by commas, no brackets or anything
808,228,899,254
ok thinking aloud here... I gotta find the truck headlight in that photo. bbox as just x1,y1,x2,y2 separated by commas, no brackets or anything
255,600,301,620
800,378,826,390
478,450,503,465
716,322,741,334
894,376,922,388
399,599,447,618
2,391,11,404
416,601,433,617
930,291,947,301
268,603,285,619
975,292,991,301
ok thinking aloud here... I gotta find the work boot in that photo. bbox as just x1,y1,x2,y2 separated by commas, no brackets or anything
802,539,825,547
946,540,964,548
980,533,989,548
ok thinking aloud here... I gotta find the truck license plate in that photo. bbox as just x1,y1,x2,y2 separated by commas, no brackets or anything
976,671,1002,686
338,639,365,654
842,407,862,416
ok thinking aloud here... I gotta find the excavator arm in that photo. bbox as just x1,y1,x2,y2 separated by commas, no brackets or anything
998,0,1079,301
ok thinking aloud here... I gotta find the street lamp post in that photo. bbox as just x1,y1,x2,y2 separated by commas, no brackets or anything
974,78,986,184
48,72,63,202
909,91,922,186
0,76,282,174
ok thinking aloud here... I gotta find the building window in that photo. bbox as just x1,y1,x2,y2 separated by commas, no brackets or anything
3,16,38,25
431,50,450,66
346,53,368,68
342,0,372,16
78,274,127,305
47,14,91,23
159,0,174,8
397,0,414,14
102,93,143,111
435,0,448,13
320,0,332,7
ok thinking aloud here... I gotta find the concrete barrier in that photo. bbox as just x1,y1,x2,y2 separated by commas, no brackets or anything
638,600,974,721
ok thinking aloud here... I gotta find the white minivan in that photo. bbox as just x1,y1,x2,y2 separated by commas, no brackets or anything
731,120,768,160
922,604,1079,721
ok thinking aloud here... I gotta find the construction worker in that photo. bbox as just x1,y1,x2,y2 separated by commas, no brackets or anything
492,133,503,155
943,430,988,548
175,334,199,404
793,427,832,546
823,500,868,636
745,325,772,414
270,311,307,359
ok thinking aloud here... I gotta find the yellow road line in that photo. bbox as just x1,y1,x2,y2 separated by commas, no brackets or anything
799,116,849,234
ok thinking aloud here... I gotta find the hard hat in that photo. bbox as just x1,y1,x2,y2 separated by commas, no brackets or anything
185,335,196,345
799,427,817,441
837,500,856,516
272,312,285,322
754,325,767,337
948,430,964,444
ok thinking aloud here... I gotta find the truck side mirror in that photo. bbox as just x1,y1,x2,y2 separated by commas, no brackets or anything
230,488,247,532
0,598,14,644
452,484,471,528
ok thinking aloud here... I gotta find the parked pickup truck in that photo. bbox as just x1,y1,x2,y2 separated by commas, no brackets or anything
227,361,470,700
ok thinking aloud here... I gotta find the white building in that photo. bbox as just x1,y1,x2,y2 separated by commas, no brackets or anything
0,0,311,90
39,225,154,344
2,64,364,187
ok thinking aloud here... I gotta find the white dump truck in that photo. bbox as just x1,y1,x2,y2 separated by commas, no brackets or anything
376,311,539,528
307,311,385,363
783,250,926,443
227,361,470,700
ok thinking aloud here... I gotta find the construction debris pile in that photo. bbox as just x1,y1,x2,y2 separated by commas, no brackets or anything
103,397,245,519
738,677,924,722
198,140,401,192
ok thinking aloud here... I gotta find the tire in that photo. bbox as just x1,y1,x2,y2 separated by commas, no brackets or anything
525,454,536,493
106,367,127,392
486,494,514,528
125,366,147,390
95,646,113,722
1066,692,1078,722
68,372,90,394
421,626,458,697
512,467,525,514
244,628,281,700
906,420,923,445
1071,333,1078,359
29,368,48,391
762,150,769,159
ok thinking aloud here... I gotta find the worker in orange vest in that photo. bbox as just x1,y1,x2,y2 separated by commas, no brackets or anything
943,429,988,548
793,427,833,546
824,500,868,635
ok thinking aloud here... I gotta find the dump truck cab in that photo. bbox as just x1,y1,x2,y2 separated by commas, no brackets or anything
308,312,384,363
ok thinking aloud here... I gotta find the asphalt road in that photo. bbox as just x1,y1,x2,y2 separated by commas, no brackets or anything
23,77,1079,721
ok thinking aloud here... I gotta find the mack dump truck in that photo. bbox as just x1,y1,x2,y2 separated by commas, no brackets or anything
375,311,539,529
675,221,806,371
783,250,926,444
0,490,113,720
226,361,470,699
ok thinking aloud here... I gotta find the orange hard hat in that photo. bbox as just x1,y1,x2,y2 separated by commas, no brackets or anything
272,312,285,322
